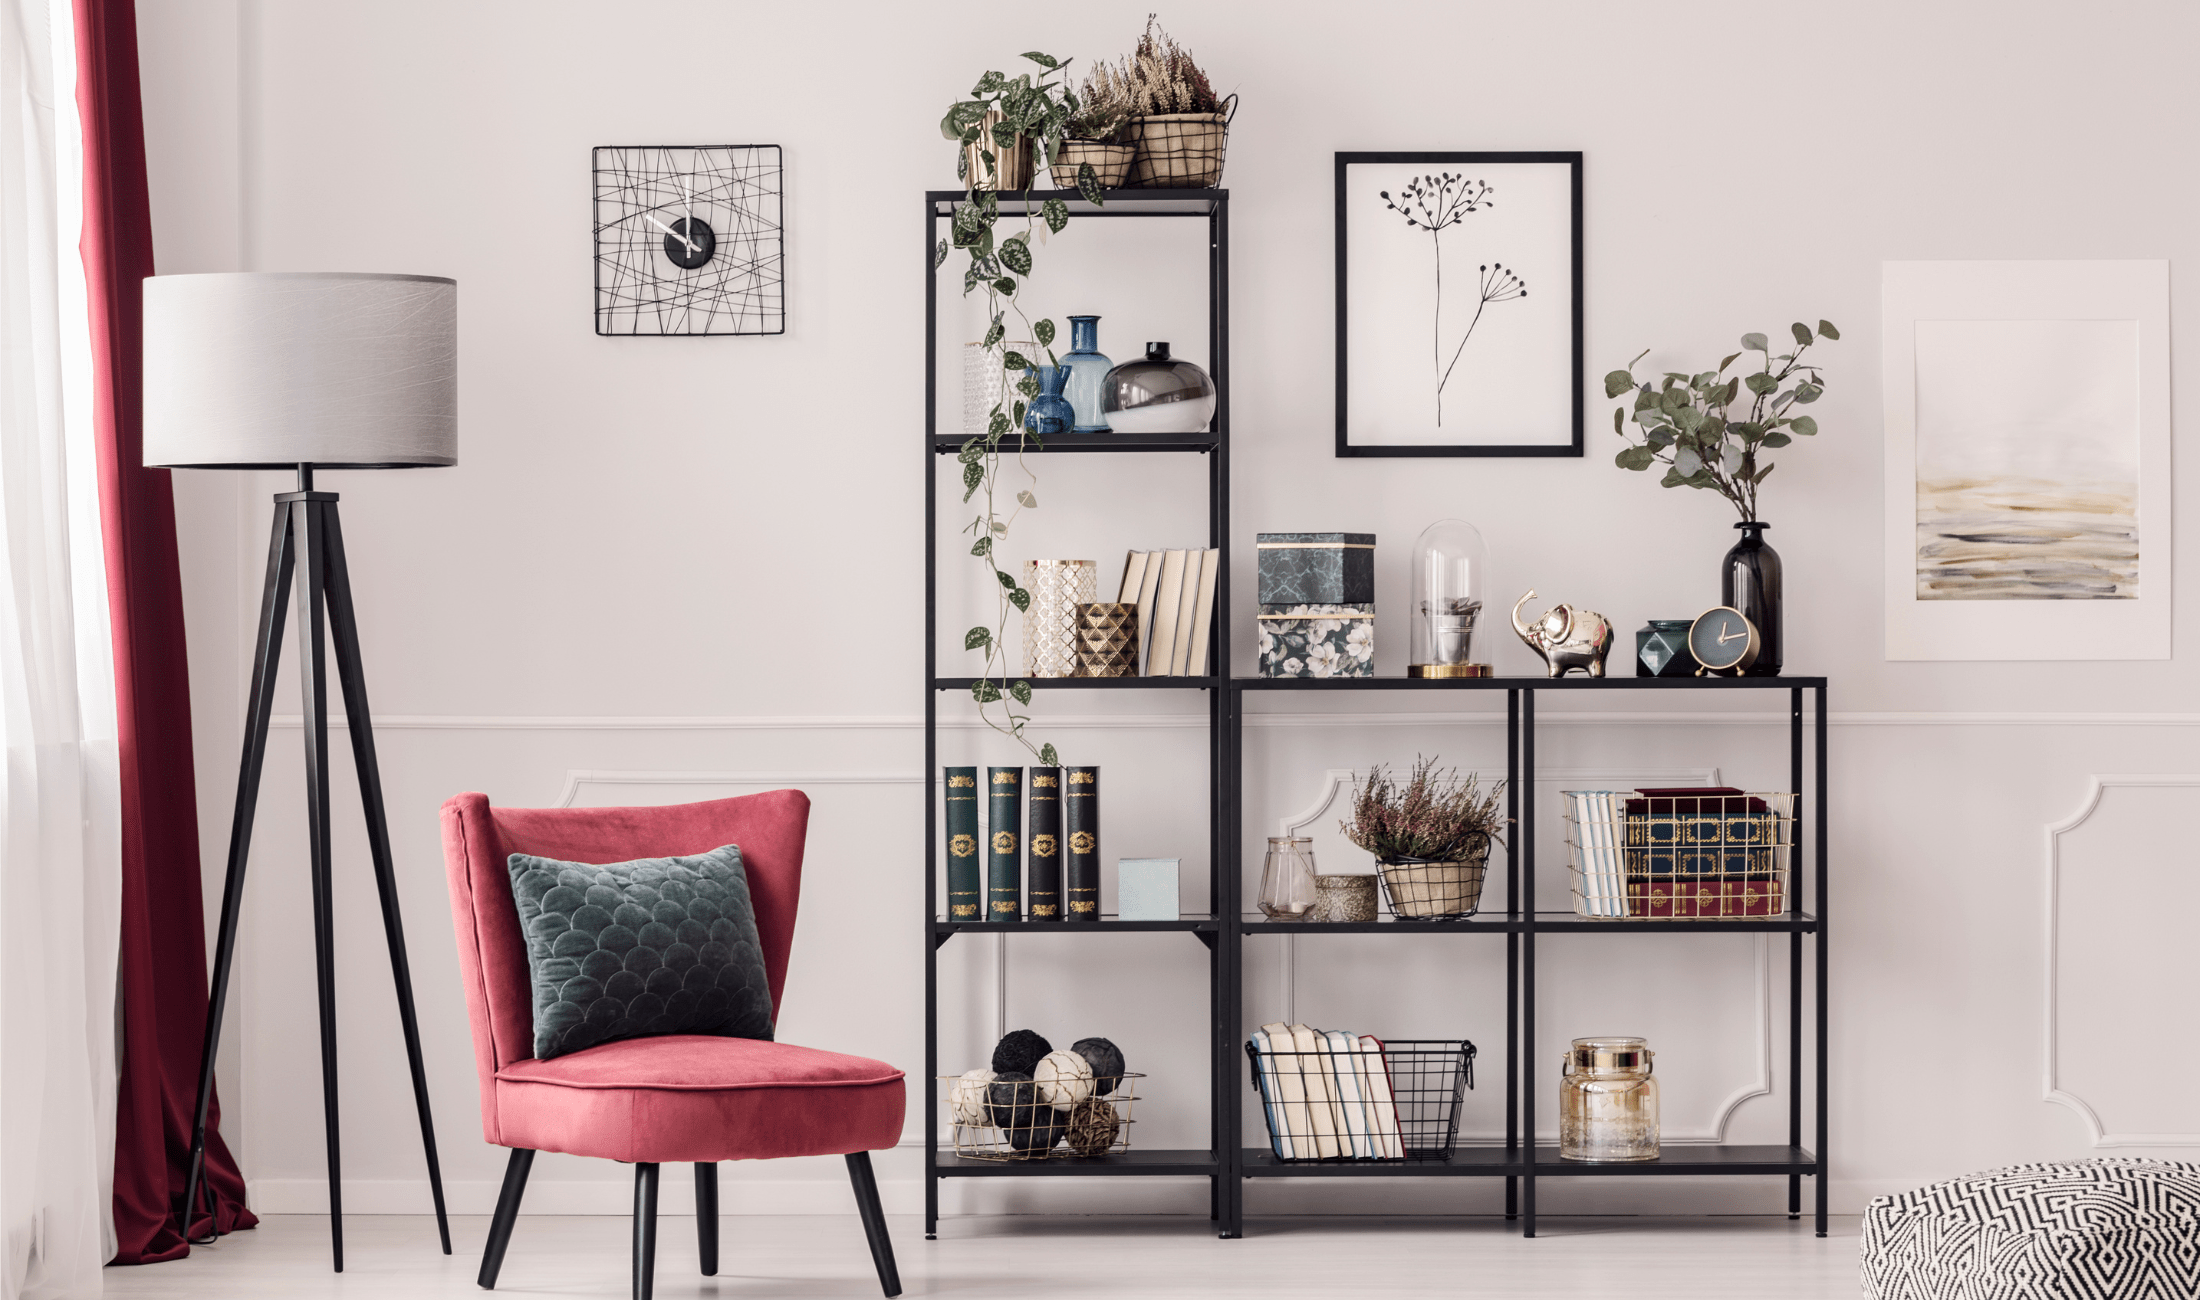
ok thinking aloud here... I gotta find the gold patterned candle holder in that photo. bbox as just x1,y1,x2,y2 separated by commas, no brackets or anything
1072,603,1140,677
1023,560,1097,678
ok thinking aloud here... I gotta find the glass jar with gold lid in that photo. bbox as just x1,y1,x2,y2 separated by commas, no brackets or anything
1558,1036,1659,1161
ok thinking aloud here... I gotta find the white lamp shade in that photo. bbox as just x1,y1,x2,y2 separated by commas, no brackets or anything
143,272,457,469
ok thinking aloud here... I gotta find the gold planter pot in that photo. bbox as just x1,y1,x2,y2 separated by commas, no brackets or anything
1072,602,1139,677
963,111,1034,192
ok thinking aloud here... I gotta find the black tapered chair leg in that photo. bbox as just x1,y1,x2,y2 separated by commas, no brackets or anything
477,1149,534,1289
845,1152,901,1298
694,1163,719,1276
632,1163,660,1300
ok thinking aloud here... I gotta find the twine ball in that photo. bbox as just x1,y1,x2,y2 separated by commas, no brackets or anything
991,1028,1053,1076
985,1071,1043,1131
1072,1036,1127,1095
949,1067,996,1125
1064,1097,1120,1156
1034,1049,1095,1111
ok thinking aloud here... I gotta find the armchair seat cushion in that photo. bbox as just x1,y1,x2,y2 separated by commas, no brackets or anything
492,1035,905,1164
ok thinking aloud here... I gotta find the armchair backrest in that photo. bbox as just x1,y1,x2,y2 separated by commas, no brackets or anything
439,789,810,1142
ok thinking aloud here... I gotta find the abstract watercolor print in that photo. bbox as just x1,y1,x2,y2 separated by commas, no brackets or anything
1913,319,2139,600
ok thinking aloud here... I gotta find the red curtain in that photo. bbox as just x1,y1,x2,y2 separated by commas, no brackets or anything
76,0,257,1263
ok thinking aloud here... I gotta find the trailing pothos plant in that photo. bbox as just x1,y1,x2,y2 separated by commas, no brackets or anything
935,50,1109,767
1605,321,1839,522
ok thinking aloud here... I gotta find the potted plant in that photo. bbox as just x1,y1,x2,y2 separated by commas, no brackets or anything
1053,64,1135,190
1341,758,1506,920
1604,322,1839,676
1116,17,1234,188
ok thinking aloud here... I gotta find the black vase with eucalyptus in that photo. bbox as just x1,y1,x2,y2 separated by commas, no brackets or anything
1722,522,1781,676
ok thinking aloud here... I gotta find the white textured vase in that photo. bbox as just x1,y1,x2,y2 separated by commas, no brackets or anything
1023,560,1097,678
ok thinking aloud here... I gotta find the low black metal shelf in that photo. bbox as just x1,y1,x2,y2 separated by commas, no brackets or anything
1236,912,1818,935
933,676,1215,692
930,432,1217,454
935,1149,1220,1177
926,187,1227,217
1241,1147,1524,1177
1531,1145,1817,1176
1234,673,1825,692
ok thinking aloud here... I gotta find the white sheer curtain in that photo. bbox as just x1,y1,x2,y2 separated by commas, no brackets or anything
1,0,123,1295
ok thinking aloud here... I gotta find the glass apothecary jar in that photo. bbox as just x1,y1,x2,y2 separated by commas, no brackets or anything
1257,837,1318,919
1409,518,1491,678
1558,1036,1659,1161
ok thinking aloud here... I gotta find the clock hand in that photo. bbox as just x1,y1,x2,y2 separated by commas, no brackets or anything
1718,628,1744,644
642,211,698,255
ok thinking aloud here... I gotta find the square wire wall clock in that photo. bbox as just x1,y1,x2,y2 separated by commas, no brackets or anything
1336,151,1581,456
593,144,784,336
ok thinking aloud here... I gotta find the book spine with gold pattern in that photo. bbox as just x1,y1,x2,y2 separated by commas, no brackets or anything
1025,767,1062,920
1064,764,1100,922
986,766,1022,921
944,767,980,921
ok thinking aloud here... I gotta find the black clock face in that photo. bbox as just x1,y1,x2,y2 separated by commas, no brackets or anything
1689,607,1758,672
663,216,714,269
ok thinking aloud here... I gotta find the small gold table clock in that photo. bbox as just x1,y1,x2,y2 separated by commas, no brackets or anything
1688,606,1761,676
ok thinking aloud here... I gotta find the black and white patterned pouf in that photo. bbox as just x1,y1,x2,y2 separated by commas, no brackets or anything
1862,1159,2200,1299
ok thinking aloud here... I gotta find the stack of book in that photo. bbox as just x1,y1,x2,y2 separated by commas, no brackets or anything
1566,787,1791,919
1563,790,1627,919
1118,549,1220,677
1248,1023,1404,1160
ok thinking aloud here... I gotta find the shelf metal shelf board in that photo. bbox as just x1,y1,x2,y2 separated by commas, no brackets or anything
934,1148,1219,1177
934,676,1215,691
1240,914,1521,935
931,432,1216,454
926,188,1226,217
1530,1145,1816,1176
1531,912,1819,934
932,917,1215,935
1241,1147,1524,1177
1232,675,1826,692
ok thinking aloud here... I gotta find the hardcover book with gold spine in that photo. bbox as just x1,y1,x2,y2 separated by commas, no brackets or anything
944,766,980,920
1026,766,1063,920
1064,765,1100,921
986,766,1022,921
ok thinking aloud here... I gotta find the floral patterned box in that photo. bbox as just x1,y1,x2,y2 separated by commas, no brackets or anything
1257,603,1374,678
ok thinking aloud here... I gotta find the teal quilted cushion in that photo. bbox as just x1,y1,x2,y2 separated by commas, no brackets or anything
506,844,774,1060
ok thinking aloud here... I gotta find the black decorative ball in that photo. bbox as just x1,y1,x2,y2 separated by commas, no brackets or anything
1006,1106,1065,1153
991,1028,1053,1076
1072,1036,1126,1095
985,1072,1042,1131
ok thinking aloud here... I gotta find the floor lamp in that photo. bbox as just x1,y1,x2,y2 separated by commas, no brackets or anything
143,272,457,1271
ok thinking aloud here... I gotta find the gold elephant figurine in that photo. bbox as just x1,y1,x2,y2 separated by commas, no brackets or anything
1511,590,1615,678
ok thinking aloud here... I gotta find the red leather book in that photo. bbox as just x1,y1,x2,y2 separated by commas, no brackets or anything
1628,876,1783,918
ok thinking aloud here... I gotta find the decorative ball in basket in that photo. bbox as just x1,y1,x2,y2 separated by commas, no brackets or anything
945,1031,1138,1160
1341,758,1505,920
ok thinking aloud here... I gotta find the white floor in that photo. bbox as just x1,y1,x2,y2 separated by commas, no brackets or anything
102,1213,1864,1298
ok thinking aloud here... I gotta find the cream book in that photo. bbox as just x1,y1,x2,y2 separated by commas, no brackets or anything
1146,549,1188,676
1259,1021,1307,1159
1288,1023,1343,1159
1324,1029,1373,1158
1183,548,1222,677
1358,1035,1403,1158
1133,549,1167,675
1119,549,1150,604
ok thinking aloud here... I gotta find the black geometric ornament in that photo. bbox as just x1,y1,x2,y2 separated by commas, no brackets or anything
592,144,783,335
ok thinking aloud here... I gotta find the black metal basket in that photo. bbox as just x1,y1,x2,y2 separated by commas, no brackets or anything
1246,1036,1474,1162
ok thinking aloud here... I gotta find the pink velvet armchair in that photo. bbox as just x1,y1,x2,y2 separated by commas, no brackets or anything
440,789,904,1299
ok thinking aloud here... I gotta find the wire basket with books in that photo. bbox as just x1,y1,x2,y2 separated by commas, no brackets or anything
1563,787,1797,919
1246,1026,1474,1162
939,1070,1141,1161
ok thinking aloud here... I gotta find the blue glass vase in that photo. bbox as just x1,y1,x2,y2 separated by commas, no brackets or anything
1024,364,1073,436
1061,315,1113,433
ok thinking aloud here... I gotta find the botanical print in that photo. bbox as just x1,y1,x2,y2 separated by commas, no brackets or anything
1379,174,1527,426
1913,319,2139,600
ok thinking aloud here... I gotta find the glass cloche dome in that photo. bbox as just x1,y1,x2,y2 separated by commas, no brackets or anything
1409,518,1491,678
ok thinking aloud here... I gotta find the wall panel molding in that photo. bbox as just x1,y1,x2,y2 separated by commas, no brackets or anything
269,710,2200,732
2043,774,2200,1147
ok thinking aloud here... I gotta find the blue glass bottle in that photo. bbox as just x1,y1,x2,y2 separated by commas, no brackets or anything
1060,315,1113,433
1024,364,1073,436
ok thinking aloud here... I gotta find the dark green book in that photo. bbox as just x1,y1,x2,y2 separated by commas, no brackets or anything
1026,767,1063,921
944,767,981,921
1064,765,1100,922
986,766,1022,921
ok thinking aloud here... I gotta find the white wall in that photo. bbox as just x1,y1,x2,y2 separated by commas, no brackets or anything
134,0,2200,1223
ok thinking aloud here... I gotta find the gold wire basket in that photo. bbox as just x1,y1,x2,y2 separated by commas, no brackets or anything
1562,790,1796,919
939,1071,1142,1161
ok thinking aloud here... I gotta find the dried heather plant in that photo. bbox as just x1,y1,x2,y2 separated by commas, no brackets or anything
1069,63,1134,141
1116,15,1223,117
1342,757,1507,862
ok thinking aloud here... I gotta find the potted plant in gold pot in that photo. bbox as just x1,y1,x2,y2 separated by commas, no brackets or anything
1117,17,1234,188
1342,758,1506,920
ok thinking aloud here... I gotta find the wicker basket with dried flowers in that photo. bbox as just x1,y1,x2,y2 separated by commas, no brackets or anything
1342,757,1507,920
1113,16,1234,189
1053,64,1136,191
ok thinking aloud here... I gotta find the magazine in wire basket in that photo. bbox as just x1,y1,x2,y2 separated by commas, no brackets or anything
1246,1030,1473,1162
939,1071,1141,1161
1564,789,1796,919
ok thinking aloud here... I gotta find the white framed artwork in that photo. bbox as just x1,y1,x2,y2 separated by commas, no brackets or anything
1882,261,2170,660
1335,152,1581,457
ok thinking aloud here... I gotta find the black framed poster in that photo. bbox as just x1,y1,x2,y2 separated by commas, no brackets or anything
1335,151,1582,457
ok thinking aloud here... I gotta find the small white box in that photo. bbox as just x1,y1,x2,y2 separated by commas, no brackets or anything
1116,858,1181,921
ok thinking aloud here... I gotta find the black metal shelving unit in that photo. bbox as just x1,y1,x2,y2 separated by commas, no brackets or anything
923,189,1233,1239
1225,674,1828,1239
